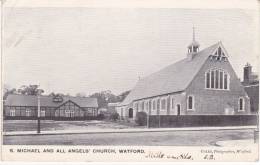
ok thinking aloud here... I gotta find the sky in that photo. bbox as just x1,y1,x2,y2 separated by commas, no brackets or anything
3,7,259,96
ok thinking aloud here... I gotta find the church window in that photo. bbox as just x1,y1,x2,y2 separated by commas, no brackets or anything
161,99,166,110
187,95,195,110
206,72,210,88
205,69,229,90
141,101,145,111
215,70,219,89
224,74,228,89
157,99,160,111
211,70,215,88
135,102,138,111
171,98,174,109
148,100,152,111
238,97,245,111
220,71,223,89
152,100,156,110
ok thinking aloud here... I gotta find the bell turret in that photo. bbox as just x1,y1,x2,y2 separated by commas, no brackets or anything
187,27,200,60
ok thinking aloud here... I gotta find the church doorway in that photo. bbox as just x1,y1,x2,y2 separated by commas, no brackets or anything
128,108,133,118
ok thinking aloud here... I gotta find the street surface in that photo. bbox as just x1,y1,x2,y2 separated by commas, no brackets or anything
3,129,255,146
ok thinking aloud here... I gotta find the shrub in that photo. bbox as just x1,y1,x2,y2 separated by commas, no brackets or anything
97,113,105,120
135,112,147,126
110,112,119,121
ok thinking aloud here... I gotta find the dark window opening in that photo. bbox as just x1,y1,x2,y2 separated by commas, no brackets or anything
128,108,133,118
188,96,193,110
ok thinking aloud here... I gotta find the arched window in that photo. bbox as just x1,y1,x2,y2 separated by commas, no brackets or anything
148,100,152,111
135,102,139,111
171,97,174,109
238,97,245,111
205,68,229,90
157,99,160,111
152,100,156,110
161,98,166,110
141,101,145,111
187,95,195,111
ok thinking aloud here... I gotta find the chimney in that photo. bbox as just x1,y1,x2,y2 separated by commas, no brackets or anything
243,63,252,83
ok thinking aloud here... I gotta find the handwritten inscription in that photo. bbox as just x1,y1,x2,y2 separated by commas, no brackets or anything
145,151,193,160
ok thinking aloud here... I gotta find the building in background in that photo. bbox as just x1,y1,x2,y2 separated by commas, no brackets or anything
242,63,259,114
116,30,251,120
4,94,98,120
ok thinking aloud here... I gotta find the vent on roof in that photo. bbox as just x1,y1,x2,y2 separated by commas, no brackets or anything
210,46,228,62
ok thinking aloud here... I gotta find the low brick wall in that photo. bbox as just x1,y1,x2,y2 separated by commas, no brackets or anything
148,115,258,128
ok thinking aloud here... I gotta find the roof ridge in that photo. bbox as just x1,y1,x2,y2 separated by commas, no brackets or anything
139,42,220,81
7,94,94,99
119,42,221,106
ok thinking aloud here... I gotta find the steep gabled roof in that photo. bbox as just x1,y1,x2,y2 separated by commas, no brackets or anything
5,94,98,108
120,42,221,106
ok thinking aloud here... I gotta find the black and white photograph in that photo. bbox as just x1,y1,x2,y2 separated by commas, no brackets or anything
1,0,259,162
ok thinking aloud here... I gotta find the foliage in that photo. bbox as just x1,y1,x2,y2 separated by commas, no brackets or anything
3,88,17,100
110,112,119,121
89,90,131,108
17,85,44,95
135,112,147,126
89,90,118,108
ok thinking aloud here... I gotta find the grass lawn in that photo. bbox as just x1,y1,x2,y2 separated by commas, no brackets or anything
3,120,136,132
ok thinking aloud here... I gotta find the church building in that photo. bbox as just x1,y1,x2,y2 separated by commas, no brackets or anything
116,29,251,121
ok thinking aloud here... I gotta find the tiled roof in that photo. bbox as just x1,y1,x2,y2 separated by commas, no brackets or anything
119,42,221,106
5,94,98,108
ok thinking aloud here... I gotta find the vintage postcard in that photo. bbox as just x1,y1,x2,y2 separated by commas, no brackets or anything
0,0,259,162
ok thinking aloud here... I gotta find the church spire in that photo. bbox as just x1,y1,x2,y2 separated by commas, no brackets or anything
187,26,200,59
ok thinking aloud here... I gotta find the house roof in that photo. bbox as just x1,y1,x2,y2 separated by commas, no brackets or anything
5,94,98,108
108,102,120,107
119,42,221,106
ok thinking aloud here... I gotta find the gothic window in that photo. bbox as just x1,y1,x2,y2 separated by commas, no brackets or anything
148,100,152,111
205,69,229,90
135,102,139,111
215,70,219,89
161,98,166,110
239,97,245,111
220,71,223,89
187,95,195,110
224,74,228,89
206,72,210,88
211,70,215,88
152,100,156,110
141,101,145,111
171,98,174,109
157,99,160,111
